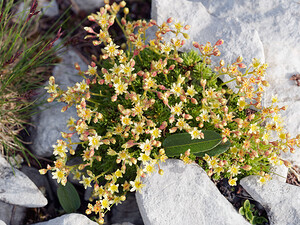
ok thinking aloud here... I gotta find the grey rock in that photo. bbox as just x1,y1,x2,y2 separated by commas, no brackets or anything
0,200,26,225
0,156,47,208
241,175,300,225
72,0,104,13
270,165,288,182
29,48,87,157
41,0,59,17
112,223,135,225
136,159,249,225
152,0,265,93
31,213,98,225
21,166,55,203
18,0,59,18
110,192,143,225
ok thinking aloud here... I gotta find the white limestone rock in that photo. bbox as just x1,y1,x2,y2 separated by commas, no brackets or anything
241,175,300,225
0,156,47,208
270,165,288,183
32,213,98,225
136,159,250,225
29,48,86,157
152,0,265,92
72,0,104,13
0,220,6,225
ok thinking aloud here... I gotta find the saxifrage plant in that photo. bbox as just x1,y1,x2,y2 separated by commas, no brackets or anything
40,1,300,223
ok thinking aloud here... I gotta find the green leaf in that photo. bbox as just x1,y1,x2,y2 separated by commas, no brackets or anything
194,140,231,157
57,182,81,213
246,211,254,221
252,216,268,224
239,207,245,216
163,130,222,157
244,200,251,210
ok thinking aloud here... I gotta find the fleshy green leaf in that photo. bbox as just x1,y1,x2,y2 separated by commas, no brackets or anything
244,200,251,210
239,207,245,216
194,140,231,157
246,210,254,221
163,130,222,157
252,216,268,224
57,182,81,213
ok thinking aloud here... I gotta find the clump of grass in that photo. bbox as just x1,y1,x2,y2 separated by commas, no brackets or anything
0,0,63,166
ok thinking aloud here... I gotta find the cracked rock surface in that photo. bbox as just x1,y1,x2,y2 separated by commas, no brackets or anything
136,159,250,225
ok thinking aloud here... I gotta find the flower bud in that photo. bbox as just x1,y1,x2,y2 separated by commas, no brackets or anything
120,1,126,7
158,169,164,175
215,39,224,46
167,17,173,23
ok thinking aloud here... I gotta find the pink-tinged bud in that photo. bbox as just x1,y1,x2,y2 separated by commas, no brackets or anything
196,116,200,121
185,114,193,120
102,54,108,59
213,49,221,56
137,71,144,76
206,58,212,64
123,140,135,148
198,122,204,128
241,165,252,171
160,121,168,130
152,71,157,77
130,59,135,67
111,95,117,102
102,139,110,145
91,61,96,67
167,17,173,23
133,49,140,56
176,57,183,63
169,127,178,133
163,69,169,74
193,41,200,48
236,56,243,63
87,15,96,22
61,106,68,112
157,92,164,100
84,27,96,34
191,98,198,104
221,67,227,73
181,40,186,46
168,65,175,71
99,79,105,85
75,63,81,70
150,19,157,25
222,106,228,113
184,25,191,30
237,63,246,68
159,85,167,90
215,39,224,46
180,95,187,102
200,79,207,87
169,115,175,124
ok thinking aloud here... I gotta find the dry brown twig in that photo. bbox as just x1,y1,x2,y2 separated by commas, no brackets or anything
290,74,300,86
